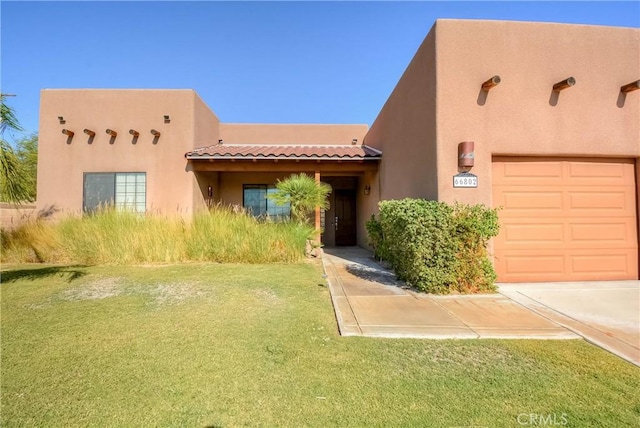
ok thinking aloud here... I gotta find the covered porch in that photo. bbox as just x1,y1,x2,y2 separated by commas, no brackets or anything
185,143,381,247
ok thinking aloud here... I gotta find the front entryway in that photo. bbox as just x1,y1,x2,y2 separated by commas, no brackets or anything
321,177,358,247
334,189,357,246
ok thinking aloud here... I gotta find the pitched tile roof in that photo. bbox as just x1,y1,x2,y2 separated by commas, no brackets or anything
185,144,382,161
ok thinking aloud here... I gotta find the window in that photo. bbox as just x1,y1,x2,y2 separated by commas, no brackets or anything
83,172,146,213
243,185,290,220
115,173,146,213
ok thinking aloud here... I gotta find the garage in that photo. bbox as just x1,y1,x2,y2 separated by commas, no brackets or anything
492,157,639,282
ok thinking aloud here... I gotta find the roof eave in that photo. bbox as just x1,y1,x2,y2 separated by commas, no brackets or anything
185,155,381,161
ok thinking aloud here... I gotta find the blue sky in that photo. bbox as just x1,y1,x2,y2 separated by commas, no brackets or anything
2,1,638,140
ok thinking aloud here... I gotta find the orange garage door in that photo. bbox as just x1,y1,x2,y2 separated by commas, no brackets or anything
493,157,638,282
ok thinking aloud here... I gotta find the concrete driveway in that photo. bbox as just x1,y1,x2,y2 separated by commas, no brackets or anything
499,281,640,366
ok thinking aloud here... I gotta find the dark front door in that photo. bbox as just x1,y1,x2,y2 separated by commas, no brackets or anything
334,190,357,246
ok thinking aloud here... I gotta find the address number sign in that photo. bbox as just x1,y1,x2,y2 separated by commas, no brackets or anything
453,172,478,188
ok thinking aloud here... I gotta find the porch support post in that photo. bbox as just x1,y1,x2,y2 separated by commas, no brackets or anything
314,171,321,242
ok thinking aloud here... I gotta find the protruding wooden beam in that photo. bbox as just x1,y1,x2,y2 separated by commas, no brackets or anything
481,75,501,91
620,80,640,93
83,129,95,137
553,77,576,92
61,129,74,137
105,129,118,137
129,129,140,137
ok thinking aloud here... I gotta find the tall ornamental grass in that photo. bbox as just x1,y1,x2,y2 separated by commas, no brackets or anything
1,206,313,265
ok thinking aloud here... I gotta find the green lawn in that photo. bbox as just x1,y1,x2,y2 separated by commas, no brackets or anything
1,262,638,427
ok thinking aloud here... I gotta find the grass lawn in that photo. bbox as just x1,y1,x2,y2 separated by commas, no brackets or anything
1,262,639,427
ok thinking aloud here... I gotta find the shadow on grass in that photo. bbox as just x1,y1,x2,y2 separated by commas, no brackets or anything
1,265,88,284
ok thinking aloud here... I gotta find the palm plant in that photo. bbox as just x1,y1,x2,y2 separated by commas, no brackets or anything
1,94,33,203
269,173,331,224
1,94,22,135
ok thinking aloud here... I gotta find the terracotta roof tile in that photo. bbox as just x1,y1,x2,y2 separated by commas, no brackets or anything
185,144,382,160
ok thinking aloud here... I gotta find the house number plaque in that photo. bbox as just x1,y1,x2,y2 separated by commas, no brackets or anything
453,172,478,188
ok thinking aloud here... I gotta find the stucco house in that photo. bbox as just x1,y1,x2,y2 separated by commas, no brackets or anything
37,19,639,282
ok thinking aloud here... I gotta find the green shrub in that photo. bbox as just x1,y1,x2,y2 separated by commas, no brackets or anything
371,199,499,294
1,205,314,265
452,203,500,293
365,214,388,261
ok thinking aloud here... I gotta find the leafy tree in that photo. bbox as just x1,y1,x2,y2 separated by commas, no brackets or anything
269,173,331,224
1,94,34,203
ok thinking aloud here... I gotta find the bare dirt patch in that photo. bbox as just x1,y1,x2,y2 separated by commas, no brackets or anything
61,277,123,301
28,278,208,308
255,288,281,305
147,282,207,306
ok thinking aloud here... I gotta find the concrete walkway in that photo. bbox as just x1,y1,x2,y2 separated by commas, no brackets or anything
322,247,578,340
322,247,640,366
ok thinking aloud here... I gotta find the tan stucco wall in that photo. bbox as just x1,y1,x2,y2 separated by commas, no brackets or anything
365,20,639,211
37,89,218,217
356,170,377,248
0,203,36,230
362,19,639,254
220,123,368,145
433,19,639,206
364,25,439,203
191,93,221,211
